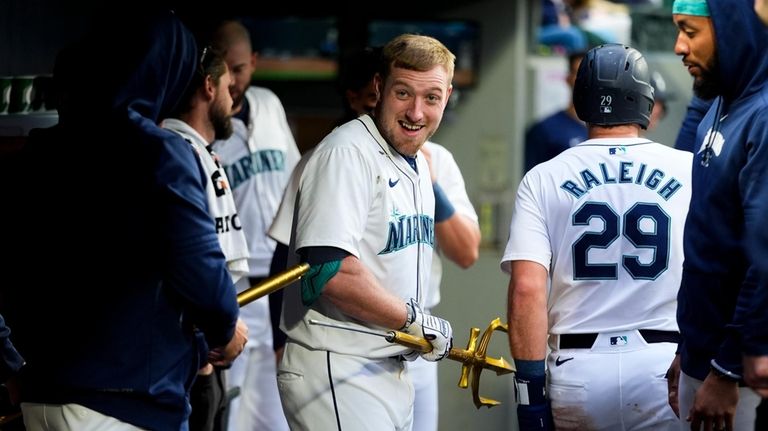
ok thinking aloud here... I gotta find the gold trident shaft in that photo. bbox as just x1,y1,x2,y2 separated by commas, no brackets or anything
379,317,515,409
237,263,310,307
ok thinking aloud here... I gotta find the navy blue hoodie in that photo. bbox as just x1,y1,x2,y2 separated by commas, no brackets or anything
676,0,768,380
2,10,240,430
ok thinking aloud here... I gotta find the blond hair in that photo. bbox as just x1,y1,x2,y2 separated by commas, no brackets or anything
381,34,455,83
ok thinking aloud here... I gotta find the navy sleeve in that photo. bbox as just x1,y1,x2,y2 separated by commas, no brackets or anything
674,96,713,152
740,116,768,356
299,247,351,266
0,314,23,382
268,242,290,351
524,124,546,173
158,135,239,350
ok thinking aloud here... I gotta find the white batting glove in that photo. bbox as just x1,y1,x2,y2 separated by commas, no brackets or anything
402,298,453,362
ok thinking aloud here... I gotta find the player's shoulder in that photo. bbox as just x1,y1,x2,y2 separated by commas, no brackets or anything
245,86,282,105
423,140,449,154
314,118,372,154
648,141,694,163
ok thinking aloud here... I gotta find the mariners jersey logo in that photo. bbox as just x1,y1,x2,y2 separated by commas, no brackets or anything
379,207,435,254
225,149,285,190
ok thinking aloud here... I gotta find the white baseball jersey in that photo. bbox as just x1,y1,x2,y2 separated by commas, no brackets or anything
282,115,435,359
211,86,300,277
267,147,313,247
422,141,478,310
501,138,692,334
210,86,299,342
209,88,297,431
162,119,249,282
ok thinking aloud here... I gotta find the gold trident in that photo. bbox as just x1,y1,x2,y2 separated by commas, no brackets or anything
453,318,514,408
312,316,514,408
237,263,310,307
384,317,514,408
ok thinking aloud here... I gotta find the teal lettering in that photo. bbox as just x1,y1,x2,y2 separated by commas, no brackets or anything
619,161,633,183
223,150,287,191
635,163,647,185
658,178,683,200
561,181,586,198
645,169,664,190
379,214,435,254
580,169,601,190
600,163,617,183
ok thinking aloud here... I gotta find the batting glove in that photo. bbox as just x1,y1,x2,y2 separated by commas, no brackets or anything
402,298,453,362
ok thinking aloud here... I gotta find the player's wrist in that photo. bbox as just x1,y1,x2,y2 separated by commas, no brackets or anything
709,359,741,382
433,183,455,222
513,360,547,406
401,300,416,331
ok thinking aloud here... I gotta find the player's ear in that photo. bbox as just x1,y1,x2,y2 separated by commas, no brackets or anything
373,73,382,98
203,75,216,101
250,52,258,71
444,84,453,109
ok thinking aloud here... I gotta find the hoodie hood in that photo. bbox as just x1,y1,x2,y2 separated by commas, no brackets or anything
708,0,768,103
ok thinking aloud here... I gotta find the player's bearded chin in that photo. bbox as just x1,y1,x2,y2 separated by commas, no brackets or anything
693,54,722,101
211,104,234,140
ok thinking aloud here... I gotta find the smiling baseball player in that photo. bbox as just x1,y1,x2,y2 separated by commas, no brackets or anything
502,44,692,430
277,34,455,431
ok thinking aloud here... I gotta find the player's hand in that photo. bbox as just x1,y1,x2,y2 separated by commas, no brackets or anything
403,298,453,361
687,372,738,431
4,374,20,405
208,318,248,366
666,354,681,417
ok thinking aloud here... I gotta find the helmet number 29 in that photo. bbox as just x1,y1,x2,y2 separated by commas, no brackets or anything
600,95,613,114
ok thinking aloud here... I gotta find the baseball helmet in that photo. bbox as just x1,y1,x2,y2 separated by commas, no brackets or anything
573,43,654,129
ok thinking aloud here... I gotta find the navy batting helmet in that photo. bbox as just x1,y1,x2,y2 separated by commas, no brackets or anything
573,43,654,129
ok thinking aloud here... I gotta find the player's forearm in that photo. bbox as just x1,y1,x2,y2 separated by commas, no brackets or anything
507,261,549,360
323,256,408,330
435,215,480,268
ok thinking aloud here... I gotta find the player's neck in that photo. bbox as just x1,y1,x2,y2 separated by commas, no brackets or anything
181,110,215,144
588,124,641,139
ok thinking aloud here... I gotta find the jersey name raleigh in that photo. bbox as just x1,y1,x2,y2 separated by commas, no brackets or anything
560,160,684,201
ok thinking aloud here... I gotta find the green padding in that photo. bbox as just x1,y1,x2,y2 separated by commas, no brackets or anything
301,260,341,306
672,0,710,16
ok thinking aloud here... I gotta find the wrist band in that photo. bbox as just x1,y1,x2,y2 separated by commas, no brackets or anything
710,359,742,381
402,301,415,330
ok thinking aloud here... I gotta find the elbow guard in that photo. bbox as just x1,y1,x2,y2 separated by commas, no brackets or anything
301,260,341,306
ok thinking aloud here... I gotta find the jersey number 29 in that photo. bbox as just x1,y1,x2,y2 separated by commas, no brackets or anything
572,202,669,280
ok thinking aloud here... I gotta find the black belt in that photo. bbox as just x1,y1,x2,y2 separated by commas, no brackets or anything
559,330,680,349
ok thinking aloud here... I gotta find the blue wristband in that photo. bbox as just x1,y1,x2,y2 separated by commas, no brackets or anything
514,359,547,406
433,183,455,222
